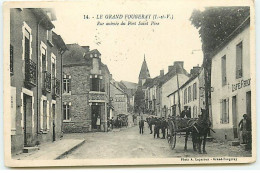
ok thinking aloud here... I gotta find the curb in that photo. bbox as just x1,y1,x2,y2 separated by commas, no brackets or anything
55,139,85,160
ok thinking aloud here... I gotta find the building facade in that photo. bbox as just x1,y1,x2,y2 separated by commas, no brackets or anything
62,44,111,133
110,80,128,117
159,61,189,118
211,17,251,141
168,66,204,118
10,8,67,154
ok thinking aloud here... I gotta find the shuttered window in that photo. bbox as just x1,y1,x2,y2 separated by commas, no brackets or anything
222,55,227,86
221,98,229,124
236,42,243,79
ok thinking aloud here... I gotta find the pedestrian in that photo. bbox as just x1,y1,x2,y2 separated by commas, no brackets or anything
96,115,101,130
161,117,167,139
139,117,144,134
110,117,114,130
154,117,160,138
238,114,251,145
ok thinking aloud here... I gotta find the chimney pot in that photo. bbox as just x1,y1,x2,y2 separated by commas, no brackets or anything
160,70,164,77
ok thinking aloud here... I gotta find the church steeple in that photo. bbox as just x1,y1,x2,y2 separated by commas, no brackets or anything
138,54,150,86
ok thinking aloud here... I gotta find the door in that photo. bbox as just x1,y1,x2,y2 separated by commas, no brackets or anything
52,104,56,141
23,94,32,146
91,105,101,129
246,91,251,118
232,96,238,138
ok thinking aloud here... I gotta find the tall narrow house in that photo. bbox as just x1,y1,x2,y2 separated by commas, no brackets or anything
10,8,67,154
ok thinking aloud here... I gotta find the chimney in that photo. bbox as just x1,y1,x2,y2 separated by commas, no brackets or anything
173,61,184,69
160,70,164,77
190,66,201,76
82,46,90,52
168,66,174,72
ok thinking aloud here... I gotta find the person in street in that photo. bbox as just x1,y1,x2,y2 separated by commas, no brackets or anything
96,115,101,130
110,117,114,130
139,117,145,134
181,106,190,118
161,117,167,139
238,114,252,146
154,117,160,138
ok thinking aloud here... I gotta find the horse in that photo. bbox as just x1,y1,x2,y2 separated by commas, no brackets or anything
184,109,211,154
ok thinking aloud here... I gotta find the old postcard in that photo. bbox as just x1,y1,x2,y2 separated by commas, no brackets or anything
3,0,256,167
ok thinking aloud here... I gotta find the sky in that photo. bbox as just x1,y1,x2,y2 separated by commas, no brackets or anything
52,0,204,83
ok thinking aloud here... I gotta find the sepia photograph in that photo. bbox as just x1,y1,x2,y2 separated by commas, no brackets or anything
3,0,256,167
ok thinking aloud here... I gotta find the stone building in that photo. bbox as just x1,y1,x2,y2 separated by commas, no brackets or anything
211,16,251,141
62,44,111,133
10,8,67,154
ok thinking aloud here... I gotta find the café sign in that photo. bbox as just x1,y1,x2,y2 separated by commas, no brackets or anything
232,78,251,92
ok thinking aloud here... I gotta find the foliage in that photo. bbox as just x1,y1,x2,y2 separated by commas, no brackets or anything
134,87,145,113
190,7,249,118
190,7,250,53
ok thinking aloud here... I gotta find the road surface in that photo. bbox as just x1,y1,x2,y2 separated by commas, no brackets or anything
61,123,251,159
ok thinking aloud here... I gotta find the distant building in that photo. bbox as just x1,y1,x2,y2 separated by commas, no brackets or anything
211,16,251,141
119,80,138,112
109,80,128,117
168,66,205,118
62,44,111,132
10,8,67,154
142,61,190,117
159,61,190,117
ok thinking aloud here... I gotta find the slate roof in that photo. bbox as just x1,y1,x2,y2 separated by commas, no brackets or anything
159,63,189,86
63,44,92,66
120,81,138,90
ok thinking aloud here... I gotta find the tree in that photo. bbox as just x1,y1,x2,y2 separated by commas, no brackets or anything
190,7,250,118
134,87,145,114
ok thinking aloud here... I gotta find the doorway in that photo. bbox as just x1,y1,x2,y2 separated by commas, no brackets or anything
246,91,251,118
23,94,33,146
52,104,56,142
232,95,238,138
91,105,101,129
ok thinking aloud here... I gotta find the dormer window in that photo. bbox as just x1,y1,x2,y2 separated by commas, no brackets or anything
90,54,93,58
94,53,97,57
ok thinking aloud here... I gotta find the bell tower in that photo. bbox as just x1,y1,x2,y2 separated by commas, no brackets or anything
138,54,150,86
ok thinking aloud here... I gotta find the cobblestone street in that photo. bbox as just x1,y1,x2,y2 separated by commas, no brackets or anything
61,123,251,159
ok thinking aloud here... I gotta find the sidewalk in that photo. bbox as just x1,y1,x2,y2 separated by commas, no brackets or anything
13,138,85,160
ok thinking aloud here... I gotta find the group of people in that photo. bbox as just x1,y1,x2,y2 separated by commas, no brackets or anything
138,116,168,139
108,115,129,129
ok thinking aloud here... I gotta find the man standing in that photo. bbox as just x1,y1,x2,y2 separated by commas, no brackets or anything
154,117,160,138
238,114,251,146
139,117,145,134
161,117,167,139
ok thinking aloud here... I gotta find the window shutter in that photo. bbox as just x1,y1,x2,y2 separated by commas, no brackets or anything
67,105,70,120
220,99,223,124
227,98,229,123
90,76,92,91
68,77,71,93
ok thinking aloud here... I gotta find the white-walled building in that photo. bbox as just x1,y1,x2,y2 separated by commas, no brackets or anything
159,61,189,117
168,66,203,118
211,16,251,141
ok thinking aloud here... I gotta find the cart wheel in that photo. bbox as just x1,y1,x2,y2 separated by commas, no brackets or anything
169,121,176,150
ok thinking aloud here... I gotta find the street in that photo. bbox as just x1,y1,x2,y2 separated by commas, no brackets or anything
61,122,251,159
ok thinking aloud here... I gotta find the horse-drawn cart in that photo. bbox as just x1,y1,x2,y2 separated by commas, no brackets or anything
167,116,198,150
